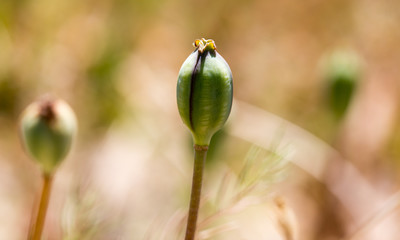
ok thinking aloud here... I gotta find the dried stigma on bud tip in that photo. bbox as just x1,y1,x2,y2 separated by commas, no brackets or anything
177,38,233,146
20,97,77,174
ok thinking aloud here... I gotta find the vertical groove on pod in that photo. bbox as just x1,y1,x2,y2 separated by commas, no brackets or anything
189,51,203,131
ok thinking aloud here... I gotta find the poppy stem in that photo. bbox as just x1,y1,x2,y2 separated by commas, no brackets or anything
184,145,208,240
30,174,53,240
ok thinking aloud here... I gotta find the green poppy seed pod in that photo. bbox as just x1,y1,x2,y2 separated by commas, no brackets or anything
322,49,362,119
177,38,233,146
20,97,77,175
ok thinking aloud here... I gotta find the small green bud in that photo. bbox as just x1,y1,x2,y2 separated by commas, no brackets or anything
177,38,233,146
321,49,362,119
20,97,77,175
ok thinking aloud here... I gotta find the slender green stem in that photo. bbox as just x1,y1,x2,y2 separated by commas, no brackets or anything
30,174,53,240
184,145,208,240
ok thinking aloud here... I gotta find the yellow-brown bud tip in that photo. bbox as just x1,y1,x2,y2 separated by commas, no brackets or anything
193,38,217,53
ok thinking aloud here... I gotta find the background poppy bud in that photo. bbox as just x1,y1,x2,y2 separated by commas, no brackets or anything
321,49,362,120
20,96,77,175
177,38,233,146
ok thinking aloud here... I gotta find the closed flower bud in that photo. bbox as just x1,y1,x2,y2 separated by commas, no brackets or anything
20,97,77,175
177,38,233,146
321,49,362,119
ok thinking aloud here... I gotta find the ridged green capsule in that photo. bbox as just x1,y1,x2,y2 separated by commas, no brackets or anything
177,38,233,146
20,97,77,175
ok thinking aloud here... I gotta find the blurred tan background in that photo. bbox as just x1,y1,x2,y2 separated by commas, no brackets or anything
1,0,400,239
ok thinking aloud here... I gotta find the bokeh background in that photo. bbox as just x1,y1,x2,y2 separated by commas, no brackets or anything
1,0,400,239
